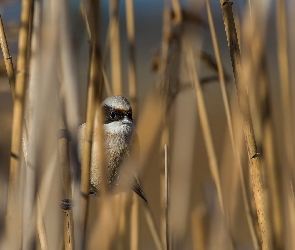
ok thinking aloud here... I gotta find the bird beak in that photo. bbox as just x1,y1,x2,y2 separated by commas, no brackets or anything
122,116,132,124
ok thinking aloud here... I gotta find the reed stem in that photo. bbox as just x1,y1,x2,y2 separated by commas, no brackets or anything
206,0,259,248
0,15,15,101
5,0,33,248
220,1,270,249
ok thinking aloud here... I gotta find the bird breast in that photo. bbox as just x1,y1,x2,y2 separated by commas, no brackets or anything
78,120,135,191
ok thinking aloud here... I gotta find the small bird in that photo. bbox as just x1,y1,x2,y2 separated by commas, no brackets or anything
78,96,147,202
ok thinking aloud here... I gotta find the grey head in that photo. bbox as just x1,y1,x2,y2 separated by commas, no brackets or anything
102,96,135,148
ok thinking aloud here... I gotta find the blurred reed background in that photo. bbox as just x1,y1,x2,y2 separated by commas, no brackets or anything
0,0,294,249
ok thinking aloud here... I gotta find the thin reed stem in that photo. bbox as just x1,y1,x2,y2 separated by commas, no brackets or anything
185,41,234,249
37,193,48,250
0,15,15,101
80,1,104,245
171,0,182,24
126,0,137,118
158,6,172,248
186,45,225,217
191,205,207,250
220,1,270,249
80,2,112,97
5,0,33,248
158,8,171,93
276,0,295,185
59,121,74,250
130,193,139,250
101,62,113,96
118,194,128,249
164,144,169,250
143,204,163,250
80,45,100,247
206,0,259,248
109,0,122,95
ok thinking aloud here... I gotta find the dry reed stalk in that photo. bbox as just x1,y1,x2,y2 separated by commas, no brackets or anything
5,0,33,248
125,1,139,247
241,2,273,248
171,0,182,25
126,0,137,118
164,144,169,250
88,196,123,249
281,166,295,249
261,76,283,249
205,0,259,248
240,1,270,140
185,44,225,217
57,1,79,131
220,1,270,249
109,0,122,95
130,193,139,250
143,204,162,250
80,1,104,245
80,2,112,97
191,205,207,250
80,2,91,40
158,8,170,92
51,0,82,247
185,43,235,249
37,193,48,250
59,121,74,250
161,125,169,250
247,0,252,19
22,1,49,248
117,194,129,249
276,0,295,184
101,62,113,96
0,15,15,100
80,45,101,246
158,7,171,249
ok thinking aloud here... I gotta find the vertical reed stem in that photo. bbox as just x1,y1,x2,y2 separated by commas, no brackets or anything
109,0,122,95
126,2,139,247
186,41,234,249
80,1,103,245
130,193,139,250
164,144,169,250
59,122,74,250
37,193,48,250
143,204,163,250
220,1,270,249
126,0,137,118
6,0,33,248
80,45,98,247
0,15,15,101
276,0,295,183
206,0,259,248
191,205,207,250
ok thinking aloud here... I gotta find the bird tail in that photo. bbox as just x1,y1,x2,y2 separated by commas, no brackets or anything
133,179,148,203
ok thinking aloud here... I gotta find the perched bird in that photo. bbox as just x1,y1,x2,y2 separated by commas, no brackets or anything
78,96,147,202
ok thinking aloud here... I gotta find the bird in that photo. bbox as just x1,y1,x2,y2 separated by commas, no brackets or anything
78,96,147,202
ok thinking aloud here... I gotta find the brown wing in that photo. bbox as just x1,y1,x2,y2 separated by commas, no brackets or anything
133,178,148,203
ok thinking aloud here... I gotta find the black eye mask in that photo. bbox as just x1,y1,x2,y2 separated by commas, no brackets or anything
103,105,133,124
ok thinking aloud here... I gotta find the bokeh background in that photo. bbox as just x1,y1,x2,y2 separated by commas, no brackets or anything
0,0,294,249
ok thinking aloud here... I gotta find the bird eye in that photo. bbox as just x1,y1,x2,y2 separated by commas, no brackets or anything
110,111,116,119
127,112,132,120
